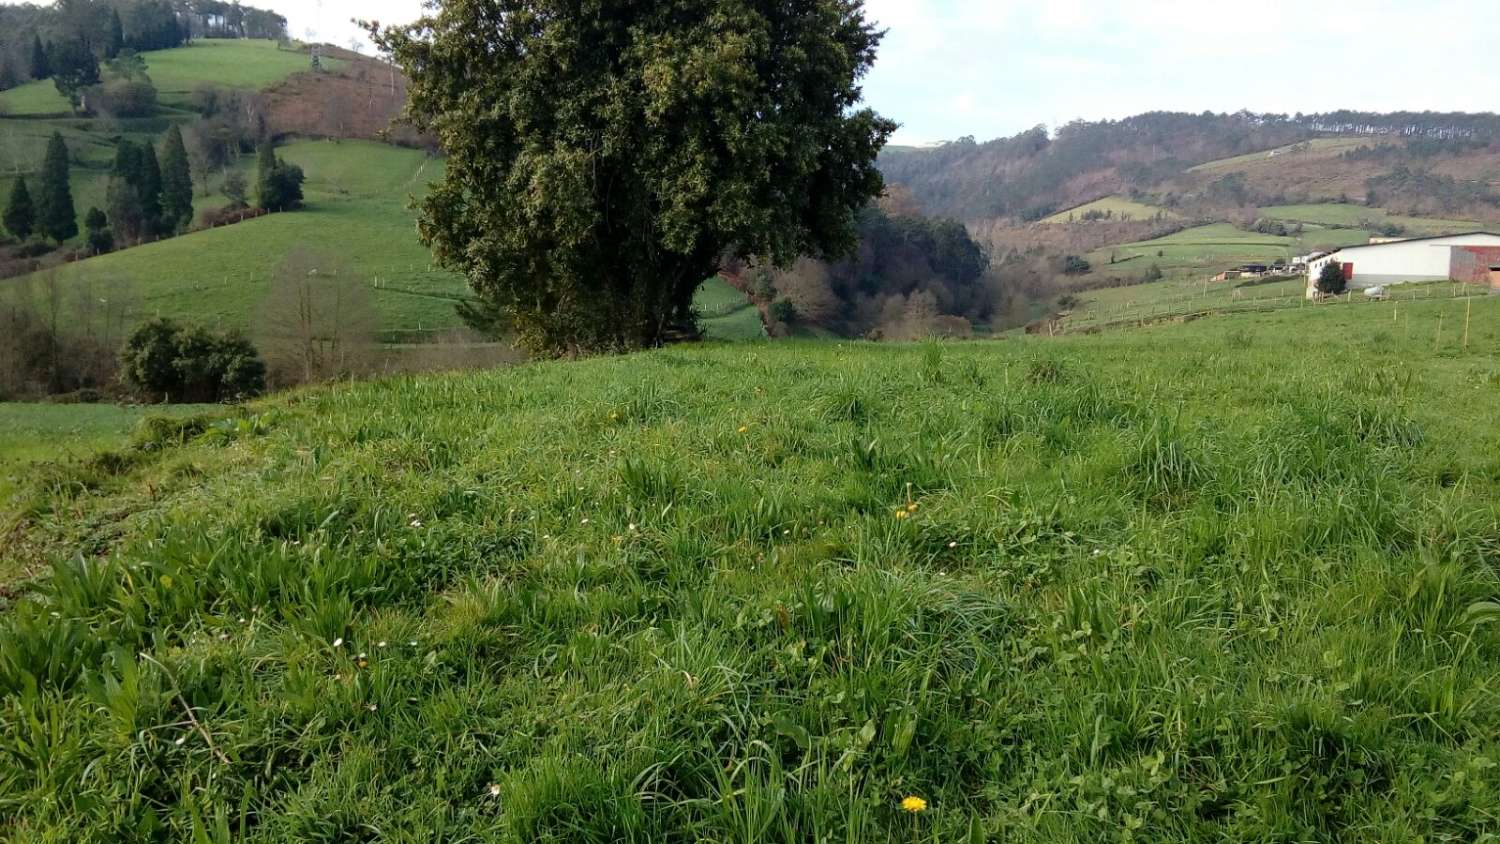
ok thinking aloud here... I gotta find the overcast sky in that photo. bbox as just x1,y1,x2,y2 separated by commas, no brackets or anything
16,0,1500,145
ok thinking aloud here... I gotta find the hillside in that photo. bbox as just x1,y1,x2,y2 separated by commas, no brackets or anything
27,139,468,337
3,298,1499,840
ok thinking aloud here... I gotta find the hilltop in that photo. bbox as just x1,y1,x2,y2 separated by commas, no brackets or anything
3,297,1499,840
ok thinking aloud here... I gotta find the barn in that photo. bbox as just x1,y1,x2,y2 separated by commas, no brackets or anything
1305,232,1500,298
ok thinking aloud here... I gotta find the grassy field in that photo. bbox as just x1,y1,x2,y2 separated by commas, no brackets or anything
0,40,331,117
142,40,338,108
18,140,469,335
3,298,1499,841
1261,203,1484,235
1188,137,1375,174
1041,196,1178,225
0,402,215,504
1083,223,1296,279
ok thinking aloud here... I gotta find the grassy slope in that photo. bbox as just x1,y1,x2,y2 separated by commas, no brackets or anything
1041,195,1178,224
0,402,214,503
3,299,1499,841
1187,137,1374,174
26,140,468,335
1261,203,1484,234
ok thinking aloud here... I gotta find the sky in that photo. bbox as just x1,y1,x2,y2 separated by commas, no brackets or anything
17,0,1500,145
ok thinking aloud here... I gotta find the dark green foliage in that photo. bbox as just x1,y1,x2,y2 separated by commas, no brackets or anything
49,38,99,110
106,139,149,244
105,8,124,59
1317,261,1348,295
769,298,797,324
139,142,162,232
159,125,193,233
3,176,34,241
36,132,77,243
0,58,17,91
84,206,112,254
30,34,49,80
372,0,896,355
1143,263,1164,282
120,318,266,403
1062,255,1091,275
255,144,305,212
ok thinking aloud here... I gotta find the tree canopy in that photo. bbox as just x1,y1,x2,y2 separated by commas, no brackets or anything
372,0,896,355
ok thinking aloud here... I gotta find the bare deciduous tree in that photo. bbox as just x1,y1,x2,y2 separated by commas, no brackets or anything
255,248,380,386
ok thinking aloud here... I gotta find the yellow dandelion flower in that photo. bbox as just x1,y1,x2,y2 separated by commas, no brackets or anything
894,509,910,520
906,502,919,513
901,795,928,813
738,425,749,434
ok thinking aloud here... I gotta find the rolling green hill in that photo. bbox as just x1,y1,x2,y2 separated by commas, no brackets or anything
4,298,1499,840
21,139,470,336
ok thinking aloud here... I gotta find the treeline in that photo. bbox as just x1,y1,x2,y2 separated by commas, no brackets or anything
752,199,998,340
0,0,288,93
879,109,1500,225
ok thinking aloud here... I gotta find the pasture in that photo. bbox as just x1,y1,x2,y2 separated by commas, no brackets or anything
3,297,1498,841
1041,195,1177,224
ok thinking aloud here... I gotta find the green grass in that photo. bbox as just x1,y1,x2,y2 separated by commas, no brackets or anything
1041,195,1178,224
1187,137,1375,173
17,140,469,336
141,40,338,108
0,402,215,504
4,298,1500,841
696,276,766,340
1261,204,1484,235
0,79,72,117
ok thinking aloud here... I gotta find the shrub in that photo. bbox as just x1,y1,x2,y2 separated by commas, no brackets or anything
769,298,796,324
120,318,266,402
1316,261,1347,296
1061,255,1091,275
88,78,157,117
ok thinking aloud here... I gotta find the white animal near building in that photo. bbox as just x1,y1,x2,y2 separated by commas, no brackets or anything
1305,232,1500,298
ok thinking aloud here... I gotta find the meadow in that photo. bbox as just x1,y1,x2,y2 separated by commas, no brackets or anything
23,140,470,335
0,402,214,505
2,297,1498,841
1041,196,1177,225
1187,138,1376,174
0,40,333,117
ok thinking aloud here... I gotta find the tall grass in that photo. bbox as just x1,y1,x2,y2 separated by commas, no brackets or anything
2,298,1499,841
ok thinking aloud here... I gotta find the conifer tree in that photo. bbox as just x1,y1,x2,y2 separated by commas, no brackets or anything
3,176,35,240
140,142,163,234
159,125,194,233
30,35,49,80
37,132,78,243
105,9,125,59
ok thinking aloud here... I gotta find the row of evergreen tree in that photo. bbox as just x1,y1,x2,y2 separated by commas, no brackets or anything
4,129,304,255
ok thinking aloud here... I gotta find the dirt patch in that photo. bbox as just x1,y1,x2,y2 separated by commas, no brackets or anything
261,48,434,149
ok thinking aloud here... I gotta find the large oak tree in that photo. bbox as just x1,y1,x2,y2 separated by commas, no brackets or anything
371,0,896,355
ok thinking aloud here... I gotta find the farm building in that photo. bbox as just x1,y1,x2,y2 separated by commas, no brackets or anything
1305,232,1500,298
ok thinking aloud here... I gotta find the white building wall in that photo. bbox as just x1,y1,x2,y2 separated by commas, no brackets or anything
1305,233,1500,297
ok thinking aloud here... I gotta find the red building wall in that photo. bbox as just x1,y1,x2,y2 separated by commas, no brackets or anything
1449,246,1500,287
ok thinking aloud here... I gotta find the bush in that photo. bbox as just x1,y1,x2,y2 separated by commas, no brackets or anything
88,78,157,117
120,318,266,402
1316,261,1348,296
1061,255,1091,276
769,298,796,324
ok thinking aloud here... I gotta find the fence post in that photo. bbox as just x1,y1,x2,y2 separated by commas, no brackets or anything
1435,313,1443,352
1463,297,1472,350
